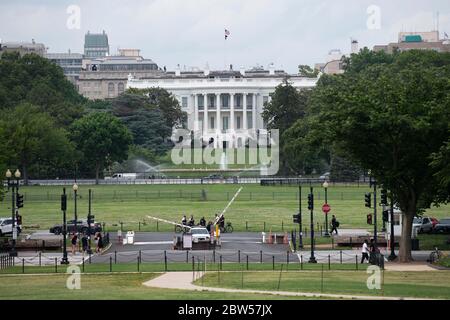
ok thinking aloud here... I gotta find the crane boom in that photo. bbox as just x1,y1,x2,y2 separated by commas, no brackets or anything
214,186,243,226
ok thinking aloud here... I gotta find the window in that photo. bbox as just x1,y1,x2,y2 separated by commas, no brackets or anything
182,97,188,109
209,96,215,108
198,95,204,108
236,95,241,107
108,83,115,96
236,116,241,129
210,117,215,129
223,116,229,130
247,114,252,129
118,83,125,94
247,94,253,108
222,95,229,108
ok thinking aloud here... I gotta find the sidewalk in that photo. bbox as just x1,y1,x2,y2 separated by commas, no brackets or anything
143,271,432,300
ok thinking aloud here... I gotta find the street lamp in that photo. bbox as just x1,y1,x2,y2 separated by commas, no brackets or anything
73,183,78,236
5,169,21,257
308,186,317,263
322,181,330,237
61,187,69,264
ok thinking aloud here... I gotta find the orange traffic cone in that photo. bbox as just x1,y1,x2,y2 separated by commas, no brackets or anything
268,229,273,244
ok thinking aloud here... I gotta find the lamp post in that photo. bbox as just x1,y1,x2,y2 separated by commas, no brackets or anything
322,181,330,237
388,195,397,261
298,185,303,249
73,183,78,235
308,186,317,263
5,169,20,257
61,187,69,264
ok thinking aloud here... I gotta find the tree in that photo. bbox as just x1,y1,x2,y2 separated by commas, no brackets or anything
112,92,174,155
126,88,184,129
282,115,329,175
0,103,75,184
262,80,311,174
430,137,450,203
70,112,133,184
0,52,85,127
298,64,319,78
310,49,450,262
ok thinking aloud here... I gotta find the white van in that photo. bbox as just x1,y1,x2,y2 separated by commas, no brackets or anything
111,173,137,180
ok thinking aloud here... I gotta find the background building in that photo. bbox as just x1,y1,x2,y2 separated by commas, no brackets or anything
0,39,47,57
373,30,450,53
84,30,110,58
78,49,160,99
44,51,83,86
127,66,317,148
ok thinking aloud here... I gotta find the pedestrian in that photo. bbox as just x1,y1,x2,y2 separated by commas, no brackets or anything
361,239,370,263
206,221,213,232
96,232,104,253
188,215,195,227
199,216,206,227
330,215,339,235
81,234,88,254
181,215,187,225
71,233,78,255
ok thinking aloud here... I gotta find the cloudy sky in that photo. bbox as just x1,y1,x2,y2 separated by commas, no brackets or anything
1,0,449,73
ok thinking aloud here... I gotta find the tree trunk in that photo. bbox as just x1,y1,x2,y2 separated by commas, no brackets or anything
399,211,414,262
95,163,100,185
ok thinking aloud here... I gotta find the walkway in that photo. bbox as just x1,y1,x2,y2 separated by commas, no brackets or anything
142,271,431,300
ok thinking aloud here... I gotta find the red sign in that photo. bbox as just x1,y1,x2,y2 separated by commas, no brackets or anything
322,203,331,214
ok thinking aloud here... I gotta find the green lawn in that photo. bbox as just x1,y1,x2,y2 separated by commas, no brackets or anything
0,273,309,300
2,184,449,234
197,270,450,299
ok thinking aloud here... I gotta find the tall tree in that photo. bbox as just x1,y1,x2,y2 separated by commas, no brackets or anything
298,64,319,78
70,112,133,184
310,49,450,262
0,103,75,184
262,80,311,174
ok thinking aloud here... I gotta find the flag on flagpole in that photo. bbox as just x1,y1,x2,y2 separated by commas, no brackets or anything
225,29,230,40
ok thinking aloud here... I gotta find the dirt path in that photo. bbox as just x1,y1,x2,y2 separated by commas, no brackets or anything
384,262,439,271
142,271,431,300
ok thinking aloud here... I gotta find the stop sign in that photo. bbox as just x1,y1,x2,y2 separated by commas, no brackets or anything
322,203,331,214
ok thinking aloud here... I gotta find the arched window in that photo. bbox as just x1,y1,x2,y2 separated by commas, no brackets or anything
118,83,125,94
108,83,115,96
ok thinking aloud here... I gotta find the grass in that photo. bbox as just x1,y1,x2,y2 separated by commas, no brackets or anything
197,270,450,299
0,262,369,275
0,273,311,300
2,184,449,234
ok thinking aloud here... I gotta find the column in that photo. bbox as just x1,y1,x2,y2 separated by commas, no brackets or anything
230,93,235,131
252,93,257,131
216,93,221,148
203,93,208,135
194,93,199,132
243,93,247,130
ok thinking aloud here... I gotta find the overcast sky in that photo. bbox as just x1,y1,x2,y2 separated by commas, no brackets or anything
1,0,449,73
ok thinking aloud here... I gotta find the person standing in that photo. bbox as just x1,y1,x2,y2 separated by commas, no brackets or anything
199,217,206,227
81,234,88,254
96,232,104,253
330,215,339,235
361,239,370,263
71,233,78,255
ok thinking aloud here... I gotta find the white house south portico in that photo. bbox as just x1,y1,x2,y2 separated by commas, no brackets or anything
127,67,317,148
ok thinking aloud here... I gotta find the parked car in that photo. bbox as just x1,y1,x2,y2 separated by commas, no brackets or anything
189,227,211,243
413,216,435,234
49,219,102,235
433,218,450,234
0,218,13,236
319,172,330,179
0,217,22,237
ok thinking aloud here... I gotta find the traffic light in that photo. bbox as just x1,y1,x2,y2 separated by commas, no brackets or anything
364,193,371,208
367,214,373,225
16,193,24,208
380,189,388,206
382,210,389,222
307,193,314,210
61,194,67,211
293,213,300,223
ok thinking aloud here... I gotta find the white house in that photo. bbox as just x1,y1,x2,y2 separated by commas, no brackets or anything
127,65,317,148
